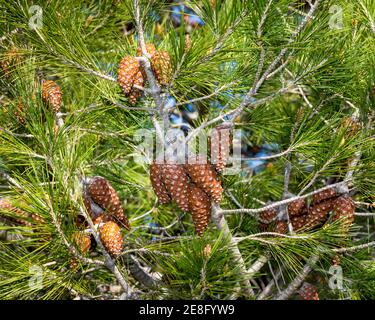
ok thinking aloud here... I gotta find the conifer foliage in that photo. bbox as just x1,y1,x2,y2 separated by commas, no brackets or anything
0,0,374,300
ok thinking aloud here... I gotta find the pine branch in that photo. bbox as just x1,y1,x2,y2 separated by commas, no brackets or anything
211,203,255,298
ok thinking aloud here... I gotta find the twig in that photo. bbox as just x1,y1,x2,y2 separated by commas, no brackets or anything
274,254,319,300
211,203,255,298
333,241,375,253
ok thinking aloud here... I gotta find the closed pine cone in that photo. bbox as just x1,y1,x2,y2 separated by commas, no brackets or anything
291,215,307,231
312,188,337,205
288,199,307,217
152,51,172,86
87,176,130,230
99,221,123,257
188,184,211,236
160,163,190,212
259,208,277,231
210,124,232,172
274,220,288,234
117,56,143,105
299,282,319,300
187,155,223,203
331,195,355,228
304,199,335,230
41,80,62,113
72,231,91,255
150,162,171,204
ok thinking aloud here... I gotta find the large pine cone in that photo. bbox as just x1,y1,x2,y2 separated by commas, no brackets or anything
186,156,223,203
331,195,355,228
160,163,190,212
188,184,211,236
87,176,130,230
312,188,337,205
150,162,171,204
99,221,123,257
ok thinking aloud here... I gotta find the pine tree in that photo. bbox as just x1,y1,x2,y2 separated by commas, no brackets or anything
0,0,374,301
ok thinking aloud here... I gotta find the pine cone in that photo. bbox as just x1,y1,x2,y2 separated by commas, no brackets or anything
188,184,211,236
210,124,232,172
160,163,190,212
274,220,288,234
312,188,337,205
0,198,43,226
288,199,307,217
87,176,130,230
291,215,307,231
72,231,91,255
152,51,172,86
128,69,144,105
14,102,26,125
99,221,123,257
259,208,277,231
117,56,143,105
331,195,355,227
304,199,335,230
299,282,319,300
150,162,171,204
187,156,223,203
136,43,157,58
41,80,62,113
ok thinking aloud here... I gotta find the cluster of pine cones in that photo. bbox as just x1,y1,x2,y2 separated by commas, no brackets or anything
260,188,355,233
150,155,223,236
71,176,131,263
117,43,172,105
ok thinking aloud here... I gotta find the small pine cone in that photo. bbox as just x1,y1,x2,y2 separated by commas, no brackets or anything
187,156,223,203
87,176,130,230
41,80,62,113
188,184,211,236
291,215,307,231
288,199,307,217
136,43,157,58
160,163,190,212
150,162,171,204
203,244,212,257
152,51,172,86
0,198,32,227
331,195,355,227
340,116,361,138
184,34,191,53
312,188,337,205
1,48,21,75
304,199,335,230
274,220,288,234
210,124,232,172
72,231,91,255
14,102,26,125
117,56,142,95
299,282,319,300
99,221,123,257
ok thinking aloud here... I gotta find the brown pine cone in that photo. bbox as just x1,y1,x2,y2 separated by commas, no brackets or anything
99,221,123,257
72,231,91,255
136,43,157,58
259,208,277,231
187,155,223,203
188,184,211,236
150,162,171,204
87,176,130,230
0,198,43,226
304,199,335,230
210,124,232,172
291,215,307,231
160,163,190,212
128,69,144,105
274,220,288,234
41,80,62,113
288,199,307,217
331,195,355,227
312,188,337,205
152,50,172,86
117,56,143,105
299,282,319,300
